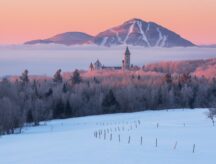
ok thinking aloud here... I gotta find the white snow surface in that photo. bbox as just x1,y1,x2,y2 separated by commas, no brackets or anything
0,108,215,164
110,29,123,44
100,37,108,46
124,21,136,43
136,21,151,47
155,28,164,47
146,23,150,32
160,35,167,47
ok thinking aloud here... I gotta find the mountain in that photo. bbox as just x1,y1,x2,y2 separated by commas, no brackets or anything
25,18,195,47
94,18,194,47
25,32,93,45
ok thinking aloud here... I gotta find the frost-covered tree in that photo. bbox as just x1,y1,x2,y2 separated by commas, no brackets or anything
20,69,29,85
0,97,24,134
53,69,63,83
71,69,82,85
163,73,172,84
2,65,216,135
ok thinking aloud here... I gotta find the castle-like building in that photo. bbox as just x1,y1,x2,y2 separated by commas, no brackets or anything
89,47,131,71
122,47,131,70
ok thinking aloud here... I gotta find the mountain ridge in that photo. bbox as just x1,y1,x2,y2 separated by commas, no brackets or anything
25,18,195,47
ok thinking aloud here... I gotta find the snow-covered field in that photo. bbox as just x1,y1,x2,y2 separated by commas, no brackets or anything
0,108,215,164
1,45,216,76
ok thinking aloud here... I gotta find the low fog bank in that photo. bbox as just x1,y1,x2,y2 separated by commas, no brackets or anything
0,44,216,76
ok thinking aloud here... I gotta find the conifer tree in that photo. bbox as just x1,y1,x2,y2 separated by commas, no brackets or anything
53,69,63,83
20,69,29,85
71,69,81,85
102,89,120,114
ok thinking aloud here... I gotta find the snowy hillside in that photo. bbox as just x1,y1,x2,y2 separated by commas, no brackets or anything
94,18,194,47
0,109,215,164
25,32,93,45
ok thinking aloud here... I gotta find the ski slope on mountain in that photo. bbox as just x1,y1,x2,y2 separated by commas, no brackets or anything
0,109,215,164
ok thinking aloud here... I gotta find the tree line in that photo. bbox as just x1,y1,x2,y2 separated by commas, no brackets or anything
1,69,216,135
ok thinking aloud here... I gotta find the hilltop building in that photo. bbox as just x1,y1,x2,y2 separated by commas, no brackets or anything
122,47,131,70
89,59,102,71
89,47,132,71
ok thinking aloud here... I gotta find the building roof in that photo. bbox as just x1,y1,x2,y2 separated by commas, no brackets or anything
102,66,122,70
125,46,131,56
94,59,102,66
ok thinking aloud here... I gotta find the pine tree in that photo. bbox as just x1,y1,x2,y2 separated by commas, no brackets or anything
32,80,39,98
53,69,63,83
102,89,120,114
62,83,68,93
20,69,29,85
53,100,65,118
71,69,81,85
26,110,33,123
65,100,72,117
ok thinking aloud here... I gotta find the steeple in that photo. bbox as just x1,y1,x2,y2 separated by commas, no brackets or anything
122,46,131,70
125,46,131,56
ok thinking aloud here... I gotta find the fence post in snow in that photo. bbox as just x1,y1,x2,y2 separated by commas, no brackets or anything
193,144,196,153
128,136,131,144
156,138,158,147
104,130,106,140
173,141,178,150
140,136,143,145
110,134,112,141
157,123,159,128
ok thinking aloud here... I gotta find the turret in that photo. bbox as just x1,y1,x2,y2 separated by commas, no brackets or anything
122,46,131,70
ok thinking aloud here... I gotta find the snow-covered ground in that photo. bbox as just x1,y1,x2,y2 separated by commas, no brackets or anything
1,45,216,76
0,108,215,164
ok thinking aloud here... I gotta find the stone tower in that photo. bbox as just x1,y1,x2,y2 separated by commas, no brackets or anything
122,46,131,70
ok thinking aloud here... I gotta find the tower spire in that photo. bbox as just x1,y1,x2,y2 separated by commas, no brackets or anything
125,46,131,56
122,47,131,70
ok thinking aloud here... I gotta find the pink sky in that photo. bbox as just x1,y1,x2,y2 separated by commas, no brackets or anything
0,0,216,45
